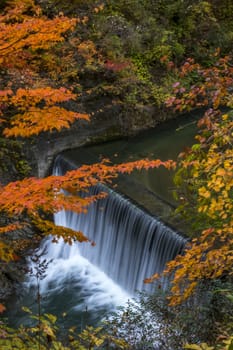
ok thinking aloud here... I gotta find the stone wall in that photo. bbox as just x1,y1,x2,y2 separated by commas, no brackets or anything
28,102,165,177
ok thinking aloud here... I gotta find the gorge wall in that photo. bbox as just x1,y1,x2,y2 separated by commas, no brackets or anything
28,99,167,178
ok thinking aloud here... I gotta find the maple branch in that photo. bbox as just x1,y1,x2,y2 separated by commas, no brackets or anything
0,34,31,54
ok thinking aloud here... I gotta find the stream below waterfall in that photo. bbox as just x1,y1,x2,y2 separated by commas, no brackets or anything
5,113,197,332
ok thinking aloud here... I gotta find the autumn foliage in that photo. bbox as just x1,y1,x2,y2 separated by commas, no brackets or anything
0,0,77,66
147,53,233,305
0,87,90,137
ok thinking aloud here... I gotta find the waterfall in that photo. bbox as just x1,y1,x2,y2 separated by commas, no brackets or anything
5,121,195,330
51,155,186,295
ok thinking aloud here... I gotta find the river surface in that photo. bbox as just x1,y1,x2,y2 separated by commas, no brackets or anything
61,115,196,205
5,113,197,333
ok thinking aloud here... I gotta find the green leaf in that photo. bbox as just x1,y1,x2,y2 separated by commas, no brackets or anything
21,306,32,314
191,144,201,151
44,313,57,324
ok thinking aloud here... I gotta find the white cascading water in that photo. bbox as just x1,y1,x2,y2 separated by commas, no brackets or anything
52,185,185,294
40,156,186,294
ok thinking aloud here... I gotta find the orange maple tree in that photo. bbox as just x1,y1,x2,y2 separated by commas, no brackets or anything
0,0,88,136
0,0,175,269
0,0,77,66
1,87,89,137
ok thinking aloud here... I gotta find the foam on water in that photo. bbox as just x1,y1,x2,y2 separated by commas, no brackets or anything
32,237,130,312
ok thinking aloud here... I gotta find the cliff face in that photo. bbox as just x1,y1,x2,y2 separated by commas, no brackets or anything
28,101,165,177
